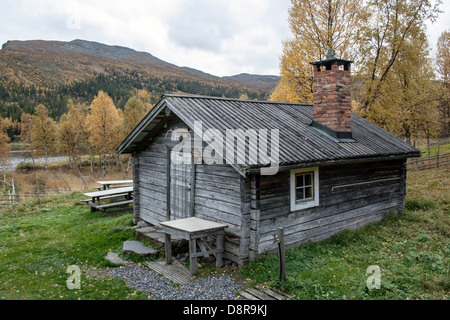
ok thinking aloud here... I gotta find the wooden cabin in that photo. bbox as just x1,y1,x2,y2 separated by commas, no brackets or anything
116,54,420,265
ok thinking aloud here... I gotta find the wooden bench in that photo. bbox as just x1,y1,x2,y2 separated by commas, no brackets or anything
89,199,134,215
95,180,133,190
80,193,131,203
83,187,133,214
94,185,132,190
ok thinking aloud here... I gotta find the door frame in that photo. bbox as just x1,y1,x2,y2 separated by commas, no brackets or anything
166,146,196,221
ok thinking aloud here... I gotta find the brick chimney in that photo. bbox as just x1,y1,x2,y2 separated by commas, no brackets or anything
310,48,354,141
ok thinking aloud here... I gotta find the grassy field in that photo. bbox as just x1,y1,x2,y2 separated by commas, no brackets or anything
417,141,450,157
0,168,448,300
241,168,449,300
0,194,150,300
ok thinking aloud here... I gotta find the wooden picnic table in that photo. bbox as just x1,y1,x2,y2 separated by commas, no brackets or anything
95,180,133,190
160,217,227,275
83,186,133,213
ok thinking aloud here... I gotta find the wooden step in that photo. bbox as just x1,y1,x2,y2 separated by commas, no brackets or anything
146,260,193,285
239,285,293,300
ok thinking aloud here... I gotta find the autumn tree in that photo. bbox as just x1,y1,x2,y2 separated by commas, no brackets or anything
353,24,441,143
59,113,79,163
274,0,442,143
0,116,11,168
122,96,147,138
436,30,450,136
136,89,154,112
19,112,33,146
120,93,152,178
31,104,58,171
58,100,89,188
355,0,441,115
66,101,94,173
87,91,123,176
61,100,92,169
59,101,80,159
270,0,364,103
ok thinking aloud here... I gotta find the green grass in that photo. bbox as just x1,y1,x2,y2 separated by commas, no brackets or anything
240,170,449,300
0,192,150,300
241,212,449,300
1,169,448,300
417,142,450,157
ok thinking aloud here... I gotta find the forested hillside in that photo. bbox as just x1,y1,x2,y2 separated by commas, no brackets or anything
0,39,278,122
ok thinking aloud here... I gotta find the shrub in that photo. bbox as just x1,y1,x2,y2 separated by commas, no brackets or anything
14,161,35,172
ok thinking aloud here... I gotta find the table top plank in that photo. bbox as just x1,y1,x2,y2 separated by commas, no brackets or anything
96,180,133,185
83,186,133,198
160,217,227,234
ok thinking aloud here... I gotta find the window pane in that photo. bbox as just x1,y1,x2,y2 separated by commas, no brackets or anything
305,186,313,199
296,174,304,187
296,188,304,200
304,173,312,186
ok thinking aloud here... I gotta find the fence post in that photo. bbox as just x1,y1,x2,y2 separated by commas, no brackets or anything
436,130,441,169
274,227,286,282
12,178,15,203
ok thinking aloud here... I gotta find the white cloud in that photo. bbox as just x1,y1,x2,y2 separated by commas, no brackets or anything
0,0,291,76
0,0,447,77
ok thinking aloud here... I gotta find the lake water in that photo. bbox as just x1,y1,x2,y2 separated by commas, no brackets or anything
0,150,67,171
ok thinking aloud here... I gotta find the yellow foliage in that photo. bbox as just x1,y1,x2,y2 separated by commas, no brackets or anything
271,0,363,103
122,96,147,139
270,77,312,103
87,91,123,156
436,31,450,136
436,31,450,83
0,116,11,166
19,112,33,145
31,104,58,161
136,89,154,112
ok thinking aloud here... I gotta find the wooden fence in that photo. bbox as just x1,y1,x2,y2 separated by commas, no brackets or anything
0,174,71,207
407,153,450,171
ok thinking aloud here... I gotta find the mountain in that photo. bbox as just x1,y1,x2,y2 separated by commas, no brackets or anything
223,73,280,91
0,39,280,121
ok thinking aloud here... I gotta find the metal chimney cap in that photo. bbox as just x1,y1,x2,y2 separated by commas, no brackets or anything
325,47,336,59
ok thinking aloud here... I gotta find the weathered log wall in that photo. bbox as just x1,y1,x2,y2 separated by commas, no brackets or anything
250,159,406,255
133,115,249,264
132,114,407,265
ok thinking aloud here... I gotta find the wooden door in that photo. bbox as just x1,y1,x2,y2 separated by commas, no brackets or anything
169,153,192,220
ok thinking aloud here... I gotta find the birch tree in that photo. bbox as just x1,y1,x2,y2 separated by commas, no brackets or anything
87,91,123,176
270,0,364,103
356,0,441,114
122,96,147,138
436,30,450,136
19,112,33,146
136,89,154,113
0,116,11,168
31,104,58,171
58,107,88,189
66,100,93,172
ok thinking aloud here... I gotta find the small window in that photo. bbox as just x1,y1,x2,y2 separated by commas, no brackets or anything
295,171,314,202
290,167,319,211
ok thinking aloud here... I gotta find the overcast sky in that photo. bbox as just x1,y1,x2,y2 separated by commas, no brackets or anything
0,0,448,77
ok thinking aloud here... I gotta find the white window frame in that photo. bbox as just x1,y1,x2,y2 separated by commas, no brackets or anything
290,167,319,211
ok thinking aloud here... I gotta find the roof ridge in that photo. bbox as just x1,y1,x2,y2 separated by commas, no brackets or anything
163,93,312,106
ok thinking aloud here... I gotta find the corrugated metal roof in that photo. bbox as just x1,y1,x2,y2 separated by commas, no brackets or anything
117,94,420,169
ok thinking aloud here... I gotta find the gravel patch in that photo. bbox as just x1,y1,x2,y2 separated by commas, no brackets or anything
110,264,244,300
